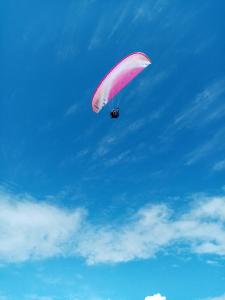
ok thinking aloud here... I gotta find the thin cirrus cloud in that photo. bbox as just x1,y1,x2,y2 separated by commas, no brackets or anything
57,0,94,60
212,160,225,172
185,127,225,166
87,1,132,50
206,295,225,300
174,78,225,130
88,0,169,51
25,296,53,300
64,103,78,117
162,78,225,148
132,0,169,23
93,112,160,161
1,189,225,264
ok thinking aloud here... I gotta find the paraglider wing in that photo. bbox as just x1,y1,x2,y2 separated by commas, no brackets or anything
92,52,151,113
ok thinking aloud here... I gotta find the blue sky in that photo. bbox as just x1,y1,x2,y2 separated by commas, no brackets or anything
1,0,225,299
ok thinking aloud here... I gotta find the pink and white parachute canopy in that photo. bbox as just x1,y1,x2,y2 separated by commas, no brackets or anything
92,52,152,113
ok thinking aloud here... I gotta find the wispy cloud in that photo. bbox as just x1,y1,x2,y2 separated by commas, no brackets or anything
161,78,225,147
212,160,225,172
107,2,134,40
145,294,166,300
205,294,225,300
88,0,170,51
185,127,225,165
93,135,117,158
57,0,96,60
104,145,147,167
132,0,169,23
64,103,78,117
88,1,134,50
59,148,90,168
206,259,220,266
174,78,225,129
25,296,54,300
127,71,169,105
88,16,106,51
1,189,225,265
104,150,131,166
93,108,164,161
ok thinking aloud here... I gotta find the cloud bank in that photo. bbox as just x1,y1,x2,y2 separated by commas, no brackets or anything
1,189,225,264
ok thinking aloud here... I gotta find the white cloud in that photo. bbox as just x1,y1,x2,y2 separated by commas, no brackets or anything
1,189,225,265
0,189,84,263
145,294,166,300
76,204,175,264
76,195,225,264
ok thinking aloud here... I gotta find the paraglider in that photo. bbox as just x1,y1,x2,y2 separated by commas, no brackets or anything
92,52,151,118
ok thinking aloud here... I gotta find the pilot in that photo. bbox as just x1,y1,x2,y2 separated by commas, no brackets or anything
110,108,119,118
